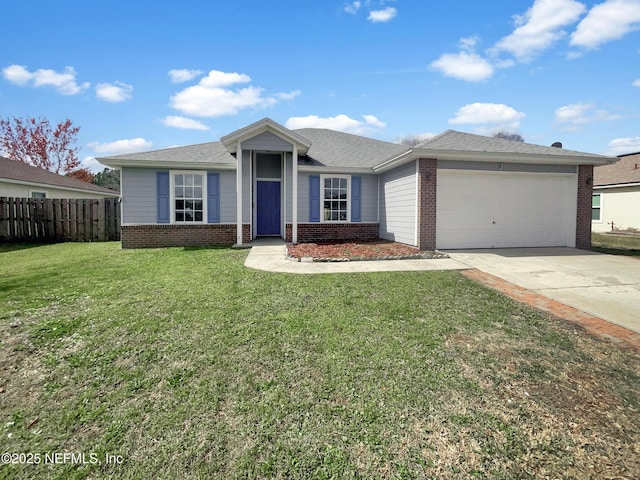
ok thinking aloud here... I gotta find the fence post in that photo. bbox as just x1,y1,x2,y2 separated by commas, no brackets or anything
0,197,8,240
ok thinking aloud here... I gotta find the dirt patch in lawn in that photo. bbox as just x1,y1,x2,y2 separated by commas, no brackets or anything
286,239,447,261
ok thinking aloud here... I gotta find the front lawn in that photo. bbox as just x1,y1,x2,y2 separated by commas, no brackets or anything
592,232,640,257
1,243,638,479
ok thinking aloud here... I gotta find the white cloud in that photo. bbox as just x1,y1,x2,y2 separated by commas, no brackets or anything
493,0,586,61
80,156,107,173
368,7,397,23
199,70,251,88
274,90,301,100
161,115,209,131
633,79,640,86
449,103,526,131
170,69,299,117
431,52,494,82
89,138,153,155
571,0,640,49
2,64,90,95
344,1,361,14
605,136,640,156
285,114,386,135
95,81,133,102
168,69,204,83
554,102,622,130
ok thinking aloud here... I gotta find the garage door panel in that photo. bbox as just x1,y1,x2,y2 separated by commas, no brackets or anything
436,171,577,249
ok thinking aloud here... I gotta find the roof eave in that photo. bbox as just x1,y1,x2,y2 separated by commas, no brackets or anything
593,181,640,189
98,158,237,170
0,177,119,196
298,165,375,174
374,148,615,172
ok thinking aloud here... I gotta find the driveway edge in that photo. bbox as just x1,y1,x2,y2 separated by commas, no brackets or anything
461,269,640,351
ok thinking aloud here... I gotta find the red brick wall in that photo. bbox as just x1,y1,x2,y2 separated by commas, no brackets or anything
576,165,594,250
121,224,251,248
285,223,379,243
417,158,437,251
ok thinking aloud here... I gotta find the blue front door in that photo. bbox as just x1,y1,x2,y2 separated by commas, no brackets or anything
257,181,281,236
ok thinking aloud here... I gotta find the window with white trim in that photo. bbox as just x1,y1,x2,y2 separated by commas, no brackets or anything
30,191,46,199
321,175,350,222
173,172,205,223
591,193,602,222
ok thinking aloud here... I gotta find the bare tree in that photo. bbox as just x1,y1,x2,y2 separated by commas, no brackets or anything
493,131,524,142
395,134,433,147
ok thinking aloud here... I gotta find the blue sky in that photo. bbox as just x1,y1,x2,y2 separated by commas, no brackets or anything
1,0,639,172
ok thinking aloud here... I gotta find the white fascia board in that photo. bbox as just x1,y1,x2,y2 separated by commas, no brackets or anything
374,149,615,172
298,165,374,174
593,182,640,190
99,159,237,170
0,177,118,196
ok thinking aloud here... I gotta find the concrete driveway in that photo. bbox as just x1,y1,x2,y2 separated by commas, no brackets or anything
447,248,640,334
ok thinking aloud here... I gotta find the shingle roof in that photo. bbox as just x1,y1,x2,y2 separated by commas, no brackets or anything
99,125,613,170
418,130,610,159
0,156,118,194
99,142,236,165
594,152,640,186
293,128,408,168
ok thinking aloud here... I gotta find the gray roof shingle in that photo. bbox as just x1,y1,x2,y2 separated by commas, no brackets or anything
293,128,408,168
418,130,610,159
99,141,236,165
0,156,118,194
594,152,640,186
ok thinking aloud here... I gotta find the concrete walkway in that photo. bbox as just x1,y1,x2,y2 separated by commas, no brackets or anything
243,239,467,274
447,248,640,337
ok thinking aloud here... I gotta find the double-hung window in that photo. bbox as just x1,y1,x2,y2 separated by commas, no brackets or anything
173,172,205,223
591,193,602,222
321,175,350,222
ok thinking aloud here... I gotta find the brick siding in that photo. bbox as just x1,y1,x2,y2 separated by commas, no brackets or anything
417,158,437,251
576,164,594,250
121,224,251,248
285,223,379,243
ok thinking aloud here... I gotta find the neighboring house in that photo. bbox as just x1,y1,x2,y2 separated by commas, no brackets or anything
99,118,613,250
0,156,119,199
592,152,640,232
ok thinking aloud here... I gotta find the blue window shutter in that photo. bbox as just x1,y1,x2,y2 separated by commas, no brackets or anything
351,176,361,222
207,172,220,223
309,175,320,222
156,171,170,224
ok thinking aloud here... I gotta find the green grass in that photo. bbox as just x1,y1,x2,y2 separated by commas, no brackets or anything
592,232,640,257
0,243,639,479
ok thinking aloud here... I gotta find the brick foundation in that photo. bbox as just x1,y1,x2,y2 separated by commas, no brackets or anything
285,223,379,243
417,158,437,251
576,165,593,250
121,224,251,248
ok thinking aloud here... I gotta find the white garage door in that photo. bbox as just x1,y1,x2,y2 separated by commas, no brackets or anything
436,170,577,249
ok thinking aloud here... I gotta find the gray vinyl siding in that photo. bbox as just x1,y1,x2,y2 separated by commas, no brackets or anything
242,151,251,223
285,153,293,223
360,174,378,223
121,167,237,224
295,172,378,224
297,172,310,223
218,170,237,223
438,160,577,174
122,168,157,224
241,131,293,152
379,161,417,246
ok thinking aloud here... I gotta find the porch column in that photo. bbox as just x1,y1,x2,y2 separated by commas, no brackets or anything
292,144,298,243
236,140,243,245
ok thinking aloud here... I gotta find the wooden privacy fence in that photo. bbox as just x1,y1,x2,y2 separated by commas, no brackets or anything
0,197,121,243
